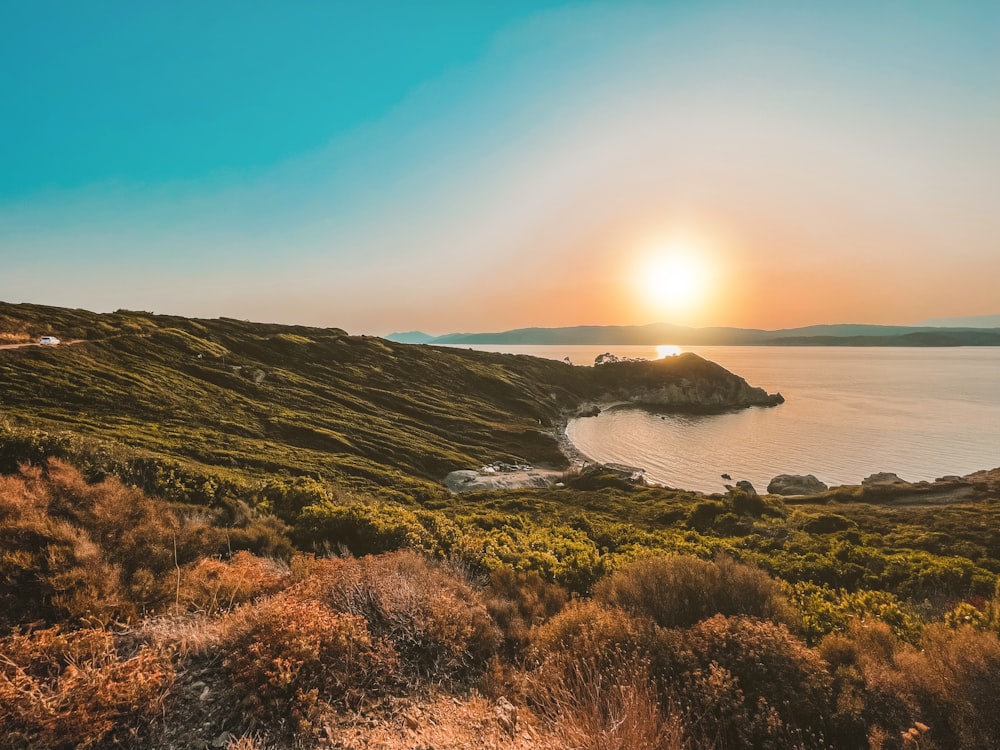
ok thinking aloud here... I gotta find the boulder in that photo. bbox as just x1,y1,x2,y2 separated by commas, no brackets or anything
735,480,758,495
443,470,480,492
862,472,908,487
767,474,829,496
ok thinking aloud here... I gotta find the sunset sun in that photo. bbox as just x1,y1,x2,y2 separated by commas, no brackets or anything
637,245,710,318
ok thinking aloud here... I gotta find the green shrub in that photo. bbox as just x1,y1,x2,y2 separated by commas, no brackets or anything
788,582,923,645
594,554,793,628
293,499,429,555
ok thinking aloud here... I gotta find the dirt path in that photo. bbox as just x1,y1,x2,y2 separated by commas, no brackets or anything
0,339,85,350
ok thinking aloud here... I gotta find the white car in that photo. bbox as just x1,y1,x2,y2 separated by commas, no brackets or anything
38,336,61,345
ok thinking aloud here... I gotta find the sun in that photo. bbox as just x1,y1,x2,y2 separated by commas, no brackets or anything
638,245,709,317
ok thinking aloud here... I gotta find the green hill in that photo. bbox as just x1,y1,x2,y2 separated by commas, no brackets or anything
0,302,778,501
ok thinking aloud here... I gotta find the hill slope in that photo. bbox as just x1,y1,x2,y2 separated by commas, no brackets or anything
0,302,780,498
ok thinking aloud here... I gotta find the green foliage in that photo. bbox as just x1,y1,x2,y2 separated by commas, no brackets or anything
788,581,923,644
293,498,430,555
594,554,793,629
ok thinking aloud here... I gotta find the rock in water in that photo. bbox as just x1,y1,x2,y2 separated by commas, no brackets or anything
767,474,829,495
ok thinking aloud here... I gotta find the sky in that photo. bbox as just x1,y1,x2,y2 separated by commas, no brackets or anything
2,1,998,335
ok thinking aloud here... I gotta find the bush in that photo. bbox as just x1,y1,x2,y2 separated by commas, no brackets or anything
0,467,129,628
788,582,923,645
595,554,793,629
527,656,685,750
903,624,1000,750
221,591,397,735
173,551,289,615
485,567,568,657
0,626,173,749
316,551,501,679
527,601,681,749
293,499,429,555
657,615,834,749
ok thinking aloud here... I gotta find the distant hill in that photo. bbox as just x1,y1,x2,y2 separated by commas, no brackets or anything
385,330,436,344
420,322,1000,346
916,314,1000,328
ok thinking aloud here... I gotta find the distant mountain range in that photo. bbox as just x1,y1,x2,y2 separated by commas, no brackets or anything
387,321,1000,347
915,314,1000,328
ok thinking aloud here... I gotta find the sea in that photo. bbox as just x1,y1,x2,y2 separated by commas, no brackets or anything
443,344,1000,494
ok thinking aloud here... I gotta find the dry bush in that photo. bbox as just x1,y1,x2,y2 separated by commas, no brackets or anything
658,615,834,750
317,550,501,679
900,624,1000,749
220,590,398,734
526,601,685,749
530,657,687,750
530,599,652,664
172,550,289,615
819,620,1000,750
0,626,173,749
0,467,129,628
818,620,916,749
485,567,568,657
595,554,793,629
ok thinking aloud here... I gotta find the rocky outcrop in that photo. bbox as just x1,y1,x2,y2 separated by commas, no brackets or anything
768,474,829,495
862,472,909,487
584,354,784,413
444,469,562,493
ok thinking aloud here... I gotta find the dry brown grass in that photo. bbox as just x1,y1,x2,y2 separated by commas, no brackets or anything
0,626,173,749
527,656,687,750
173,550,289,615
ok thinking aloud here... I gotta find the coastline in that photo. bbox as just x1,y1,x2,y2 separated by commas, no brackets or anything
553,416,594,469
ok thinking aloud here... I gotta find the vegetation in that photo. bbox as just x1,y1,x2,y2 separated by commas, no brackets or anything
2,302,1000,747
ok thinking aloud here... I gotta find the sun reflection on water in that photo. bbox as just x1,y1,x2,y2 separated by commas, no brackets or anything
656,344,683,358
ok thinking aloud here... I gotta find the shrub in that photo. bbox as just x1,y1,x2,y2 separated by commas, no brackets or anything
527,601,681,749
595,554,793,629
0,626,173,749
316,551,501,679
530,599,652,667
527,656,686,750
221,591,397,735
0,468,129,628
902,624,1000,750
485,567,568,657
173,551,289,615
788,582,923,645
293,499,429,555
657,615,834,749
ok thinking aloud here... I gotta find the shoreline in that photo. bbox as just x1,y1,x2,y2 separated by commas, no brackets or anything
553,415,595,469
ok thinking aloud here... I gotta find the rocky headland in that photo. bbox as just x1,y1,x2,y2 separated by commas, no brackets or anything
579,352,784,412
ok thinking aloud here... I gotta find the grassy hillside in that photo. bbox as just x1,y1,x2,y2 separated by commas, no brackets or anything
0,302,776,502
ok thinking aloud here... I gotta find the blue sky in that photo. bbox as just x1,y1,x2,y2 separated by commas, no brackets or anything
2,1,998,333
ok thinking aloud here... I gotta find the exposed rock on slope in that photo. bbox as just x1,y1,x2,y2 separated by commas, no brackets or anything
768,474,829,495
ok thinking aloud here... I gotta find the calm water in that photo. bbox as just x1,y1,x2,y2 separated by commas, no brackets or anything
446,344,1000,493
